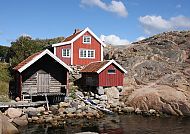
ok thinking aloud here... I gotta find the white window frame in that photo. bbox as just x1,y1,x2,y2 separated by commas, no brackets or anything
79,49,95,59
83,35,91,44
62,49,70,58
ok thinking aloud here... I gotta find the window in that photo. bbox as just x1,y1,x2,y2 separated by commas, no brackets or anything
108,69,116,74
79,49,95,58
83,36,91,44
62,49,70,57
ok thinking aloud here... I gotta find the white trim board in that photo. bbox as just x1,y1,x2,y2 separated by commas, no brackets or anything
18,49,73,73
97,60,127,74
52,27,106,47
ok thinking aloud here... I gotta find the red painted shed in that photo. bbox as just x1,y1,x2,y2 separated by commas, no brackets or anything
79,60,127,87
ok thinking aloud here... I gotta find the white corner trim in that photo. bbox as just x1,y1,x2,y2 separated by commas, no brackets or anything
101,45,103,61
54,47,56,55
18,49,73,73
52,27,106,47
96,60,127,74
71,43,73,65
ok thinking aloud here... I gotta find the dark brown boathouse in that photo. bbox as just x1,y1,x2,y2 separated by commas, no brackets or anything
13,49,72,102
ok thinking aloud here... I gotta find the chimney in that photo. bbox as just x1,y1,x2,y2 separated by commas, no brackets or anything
74,29,80,34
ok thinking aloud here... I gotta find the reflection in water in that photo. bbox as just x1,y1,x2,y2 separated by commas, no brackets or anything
19,115,190,134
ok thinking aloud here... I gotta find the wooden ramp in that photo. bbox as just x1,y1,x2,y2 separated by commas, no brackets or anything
0,101,46,109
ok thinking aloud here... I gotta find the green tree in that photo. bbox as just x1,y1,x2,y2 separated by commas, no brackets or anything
7,35,64,67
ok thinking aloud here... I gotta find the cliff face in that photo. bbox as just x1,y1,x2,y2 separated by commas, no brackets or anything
104,31,190,115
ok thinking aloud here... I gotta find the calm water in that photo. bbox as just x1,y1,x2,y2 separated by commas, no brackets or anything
18,115,190,134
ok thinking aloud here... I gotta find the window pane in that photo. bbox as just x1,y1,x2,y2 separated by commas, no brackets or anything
80,50,83,57
88,50,91,57
84,50,86,57
83,36,91,43
108,69,116,74
63,49,66,56
62,49,70,57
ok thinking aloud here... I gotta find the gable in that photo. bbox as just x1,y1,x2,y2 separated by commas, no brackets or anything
52,27,106,47
80,60,127,74
14,49,73,73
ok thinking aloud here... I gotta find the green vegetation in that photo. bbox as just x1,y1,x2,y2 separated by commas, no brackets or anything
8,35,64,67
0,45,9,60
0,62,10,102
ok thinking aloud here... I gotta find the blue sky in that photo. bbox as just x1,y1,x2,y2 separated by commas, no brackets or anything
0,0,190,46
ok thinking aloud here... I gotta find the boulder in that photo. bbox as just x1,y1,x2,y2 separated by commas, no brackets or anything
75,90,84,97
26,107,37,112
45,117,53,123
7,108,22,118
64,107,76,114
58,108,65,114
32,116,39,121
75,132,98,134
26,107,38,116
99,95,108,101
135,108,142,114
36,107,46,112
122,107,135,113
78,101,86,109
59,102,70,108
97,86,104,95
149,109,156,114
0,112,19,134
70,101,79,109
127,85,190,116
105,87,119,99
13,114,28,126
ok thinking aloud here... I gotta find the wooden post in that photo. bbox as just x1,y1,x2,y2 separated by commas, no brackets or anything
66,72,69,96
18,73,22,99
45,94,49,111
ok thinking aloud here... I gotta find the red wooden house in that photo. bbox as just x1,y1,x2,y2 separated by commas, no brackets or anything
13,49,72,101
52,27,106,65
79,60,127,87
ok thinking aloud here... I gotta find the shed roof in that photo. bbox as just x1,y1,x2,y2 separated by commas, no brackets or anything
14,49,73,73
80,60,127,74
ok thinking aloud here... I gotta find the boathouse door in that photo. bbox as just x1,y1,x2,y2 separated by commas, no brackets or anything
37,70,50,93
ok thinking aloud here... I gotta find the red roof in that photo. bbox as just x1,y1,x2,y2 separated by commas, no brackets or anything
80,60,109,73
62,30,83,42
13,51,42,71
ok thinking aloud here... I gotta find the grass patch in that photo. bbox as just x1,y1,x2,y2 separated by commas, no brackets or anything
0,62,10,102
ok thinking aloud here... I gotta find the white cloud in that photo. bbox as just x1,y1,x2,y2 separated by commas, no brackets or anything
100,34,130,45
81,0,128,17
139,15,190,34
176,4,181,9
136,36,145,41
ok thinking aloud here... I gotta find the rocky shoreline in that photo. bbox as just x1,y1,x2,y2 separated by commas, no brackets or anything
0,86,164,133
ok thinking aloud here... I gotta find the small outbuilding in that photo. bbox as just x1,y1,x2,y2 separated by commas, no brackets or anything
13,49,72,102
79,60,127,87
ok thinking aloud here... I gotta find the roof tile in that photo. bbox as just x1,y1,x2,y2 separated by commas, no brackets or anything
63,30,83,42
80,60,109,73
13,51,42,71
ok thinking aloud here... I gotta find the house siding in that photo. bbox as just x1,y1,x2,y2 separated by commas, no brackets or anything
99,64,124,86
55,44,71,65
73,31,101,65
